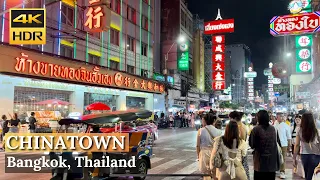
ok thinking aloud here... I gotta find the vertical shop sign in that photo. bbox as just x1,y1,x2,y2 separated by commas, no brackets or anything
246,67,255,102
84,0,111,32
177,41,189,70
268,74,274,100
212,35,226,90
295,34,313,73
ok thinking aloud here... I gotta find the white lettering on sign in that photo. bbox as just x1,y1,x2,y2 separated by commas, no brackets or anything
274,15,319,32
205,23,234,31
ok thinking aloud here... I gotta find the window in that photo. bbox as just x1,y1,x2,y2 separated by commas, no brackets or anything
188,18,193,33
110,60,119,70
127,36,135,51
111,0,121,14
91,32,101,39
127,6,136,23
141,43,147,56
127,65,134,74
142,15,148,30
110,28,120,46
60,45,73,58
61,4,74,26
89,54,100,65
181,11,185,27
141,69,148,77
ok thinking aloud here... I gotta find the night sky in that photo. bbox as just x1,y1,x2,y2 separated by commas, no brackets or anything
187,0,290,87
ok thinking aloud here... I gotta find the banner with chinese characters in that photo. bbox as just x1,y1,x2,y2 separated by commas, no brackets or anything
268,74,274,100
0,45,165,94
84,0,111,32
177,41,189,71
246,67,255,102
212,35,226,90
295,35,313,73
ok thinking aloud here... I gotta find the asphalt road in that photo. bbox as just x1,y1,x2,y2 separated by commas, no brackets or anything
0,128,304,180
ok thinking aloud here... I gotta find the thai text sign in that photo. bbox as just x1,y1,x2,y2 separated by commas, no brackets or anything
84,0,111,32
177,42,189,71
204,19,235,35
0,45,164,94
270,12,320,36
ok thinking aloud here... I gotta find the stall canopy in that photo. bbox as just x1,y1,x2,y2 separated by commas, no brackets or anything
35,99,70,105
86,102,111,111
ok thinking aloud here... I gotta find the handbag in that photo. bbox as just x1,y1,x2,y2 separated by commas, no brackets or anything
205,127,223,168
276,129,284,165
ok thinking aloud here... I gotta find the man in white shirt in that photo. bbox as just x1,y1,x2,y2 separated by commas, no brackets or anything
275,112,292,179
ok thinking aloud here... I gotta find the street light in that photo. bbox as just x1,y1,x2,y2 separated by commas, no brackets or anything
163,34,186,75
286,52,292,57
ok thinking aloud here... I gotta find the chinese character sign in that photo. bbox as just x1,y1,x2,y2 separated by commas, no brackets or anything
84,0,111,32
177,41,189,71
246,67,255,102
268,74,274,100
295,34,313,74
212,35,226,90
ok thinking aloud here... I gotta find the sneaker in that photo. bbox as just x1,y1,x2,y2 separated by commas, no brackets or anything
280,172,286,179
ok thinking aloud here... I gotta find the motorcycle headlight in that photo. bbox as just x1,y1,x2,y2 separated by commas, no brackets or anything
195,120,201,125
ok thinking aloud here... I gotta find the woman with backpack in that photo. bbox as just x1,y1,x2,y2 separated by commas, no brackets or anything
196,113,223,180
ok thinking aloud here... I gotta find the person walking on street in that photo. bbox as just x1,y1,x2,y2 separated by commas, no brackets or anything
291,114,304,178
293,112,320,180
275,112,292,179
8,113,21,133
210,121,247,180
249,110,279,180
28,112,37,133
229,111,249,180
197,113,221,180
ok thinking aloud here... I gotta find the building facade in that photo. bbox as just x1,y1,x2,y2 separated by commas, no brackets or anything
226,44,251,104
160,0,208,111
0,0,164,119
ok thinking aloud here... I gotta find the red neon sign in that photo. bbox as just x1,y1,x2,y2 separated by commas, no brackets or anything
212,44,225,53
212,72,225,81
204,19,235,35
14,53,164,93
212,53,225,62
212,62,225,71
212,35,225,44
84,0,110,32
212,81,225,90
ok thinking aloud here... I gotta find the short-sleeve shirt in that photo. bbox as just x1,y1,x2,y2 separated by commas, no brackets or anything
198,125,223,148
298,129,320,155
275,122,291,147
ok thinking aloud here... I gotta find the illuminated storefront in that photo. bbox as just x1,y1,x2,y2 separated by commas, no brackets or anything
0,45,164,120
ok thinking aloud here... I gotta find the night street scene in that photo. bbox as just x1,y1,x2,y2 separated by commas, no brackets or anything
0,0,320,180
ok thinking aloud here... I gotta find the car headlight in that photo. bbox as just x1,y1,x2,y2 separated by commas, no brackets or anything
195,120,201,125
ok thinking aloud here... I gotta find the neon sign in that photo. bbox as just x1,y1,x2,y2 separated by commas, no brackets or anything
14,52,164,93
84,0,111,32
204,19,235,35
270,12,320,36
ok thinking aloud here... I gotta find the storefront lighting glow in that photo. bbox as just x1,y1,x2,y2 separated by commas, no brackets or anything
1,0,6,42
58,1,62,55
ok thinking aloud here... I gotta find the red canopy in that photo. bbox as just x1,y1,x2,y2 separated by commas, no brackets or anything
35,99,70,105
86,102,111,111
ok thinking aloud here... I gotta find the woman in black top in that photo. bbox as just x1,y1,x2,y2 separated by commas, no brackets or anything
8,113,20,133
249,110,280,180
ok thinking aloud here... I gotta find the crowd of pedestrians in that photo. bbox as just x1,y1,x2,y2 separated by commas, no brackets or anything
196,110,320,180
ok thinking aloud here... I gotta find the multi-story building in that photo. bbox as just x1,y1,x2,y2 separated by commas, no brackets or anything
226,44,252,104
160,0,208,110
0,0,163,118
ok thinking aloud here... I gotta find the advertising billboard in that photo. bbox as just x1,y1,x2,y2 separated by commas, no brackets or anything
177,42,189,71
212,35,226,90
204,19,235,35
270,12,320,36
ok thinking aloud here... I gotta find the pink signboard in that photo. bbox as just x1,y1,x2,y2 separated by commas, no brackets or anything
270,12,320,36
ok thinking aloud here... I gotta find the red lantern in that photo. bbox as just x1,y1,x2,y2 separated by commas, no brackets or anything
272,62,288,78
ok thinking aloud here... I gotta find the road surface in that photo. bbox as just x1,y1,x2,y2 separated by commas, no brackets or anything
0,128,304,180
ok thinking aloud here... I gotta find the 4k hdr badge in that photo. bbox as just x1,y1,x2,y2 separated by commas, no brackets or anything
9,8,46,45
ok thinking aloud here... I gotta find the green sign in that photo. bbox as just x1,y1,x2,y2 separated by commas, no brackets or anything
153,73,165,81
177,42,189,71
296,60,312,73
296,48,311,61
274,84,289,93
295,35,312,48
